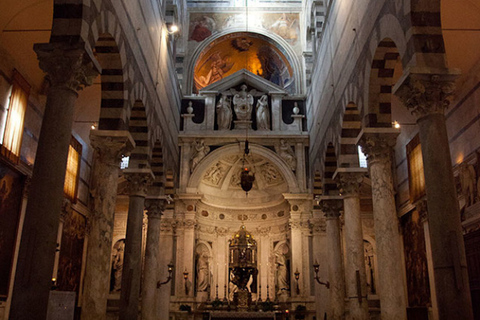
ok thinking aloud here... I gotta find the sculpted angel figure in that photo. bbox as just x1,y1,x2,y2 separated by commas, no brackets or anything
196,252,210,292
279,139,296,170
216,93,232,130
256,94,270,130
191,139,210,171
233,84,254,121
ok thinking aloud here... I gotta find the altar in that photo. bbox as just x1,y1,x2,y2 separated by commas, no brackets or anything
209,311,276,320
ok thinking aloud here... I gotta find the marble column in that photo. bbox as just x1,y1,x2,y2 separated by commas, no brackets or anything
9,43,99,320
335,169,369,320
142,199,165,320
81,131,135,320
395,70,473,320
311,217,328,320
157,211,176,320
319,197,345,320
289,213,304,298
357,129,407,320
120,169,154,320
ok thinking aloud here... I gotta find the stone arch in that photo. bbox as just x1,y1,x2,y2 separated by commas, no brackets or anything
94,32,129,130
150,140,164,194
364,38,403,128
338,102,362,168
185,30,303,95
408,0,448,69
50,0,93,43
188,144,300,193
128,100,150,169
323,142,339,196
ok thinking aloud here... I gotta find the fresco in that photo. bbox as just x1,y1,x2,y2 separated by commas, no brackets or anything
0,166,24,298
189,12,300,46
193,32,294,92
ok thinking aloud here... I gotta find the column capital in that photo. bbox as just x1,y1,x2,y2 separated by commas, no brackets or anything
356,128,399,163
160,218,176,233
90,130,135,167
124,169,155,197
333,168,367,197
145,198,166,219
393,68,459,120
414,198,429,223
310,218,326,234
318,196,343,219
34,42,100,93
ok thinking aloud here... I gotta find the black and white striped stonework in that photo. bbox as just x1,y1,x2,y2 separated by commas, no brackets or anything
366,39,399,128
323,142,339,196
339,103,361,168
129,101,150,169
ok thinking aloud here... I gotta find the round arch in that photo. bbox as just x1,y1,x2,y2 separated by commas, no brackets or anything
185,29,303,95
188,143,300,193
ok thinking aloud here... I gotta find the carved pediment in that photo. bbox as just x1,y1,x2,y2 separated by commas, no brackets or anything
199,69,287,95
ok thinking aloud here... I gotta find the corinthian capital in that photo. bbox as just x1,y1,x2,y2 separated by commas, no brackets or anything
334,168,367,197
356,128,399,164
394,69,459,120
124,169,155,197
90,130,135,167
34,42,100,92
145,199,165,219
318,197,343,219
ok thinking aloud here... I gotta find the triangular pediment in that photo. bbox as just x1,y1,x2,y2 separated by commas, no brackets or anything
199,69,287,95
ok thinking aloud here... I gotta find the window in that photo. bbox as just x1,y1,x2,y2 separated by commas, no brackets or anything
0,70,30,163
64,137,82,202
358,146,368,168
406,134,426,203
120,156,130,169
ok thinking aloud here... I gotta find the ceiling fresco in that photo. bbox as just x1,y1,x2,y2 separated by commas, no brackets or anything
193,32,295,92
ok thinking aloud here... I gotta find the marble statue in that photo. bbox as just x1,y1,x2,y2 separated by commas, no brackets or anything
459,162,476,207
275,250,289,294
233,84,254,121
364,240,376,294
111,239,125,292
191,139,210,171
216,93,232,130
196,252,210,292
279,139,296,171
256,94,270,130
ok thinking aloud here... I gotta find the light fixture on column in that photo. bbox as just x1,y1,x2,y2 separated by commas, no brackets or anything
294,268,300,294
157,262,174,288
183,269,189,295
313,260,330,288
168,24,179,34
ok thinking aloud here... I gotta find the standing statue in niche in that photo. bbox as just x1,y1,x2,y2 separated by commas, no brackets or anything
459,162,476,207
191,139,210,171
216,93,232,130
364,240,376,294
111,239,125,292
196,252,210,292
275,250,289,295
233,84,254,121
279,139,296,171
256,95,270,130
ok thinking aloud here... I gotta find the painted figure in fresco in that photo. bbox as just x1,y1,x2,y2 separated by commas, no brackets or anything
216,93,233,130
256,94,270,130
111,239,125,292
269,13,298,42
279,139,296,171
195,53,234,89
191,139,210,171
256,46,288,87
196,252,210,292
364,240,376,294
190,16,216,42
275,250,289,294
233,84,254,121
231,37,253,52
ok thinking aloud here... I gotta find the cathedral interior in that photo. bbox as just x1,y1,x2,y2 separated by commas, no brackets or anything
0,0,479,319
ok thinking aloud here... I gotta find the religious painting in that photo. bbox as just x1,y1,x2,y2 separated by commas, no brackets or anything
401,210,431,308
189,15,218,42
193,32,294,92
265,13,299,45
56,210,86,295
0,164,25,298
110,239,125,292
